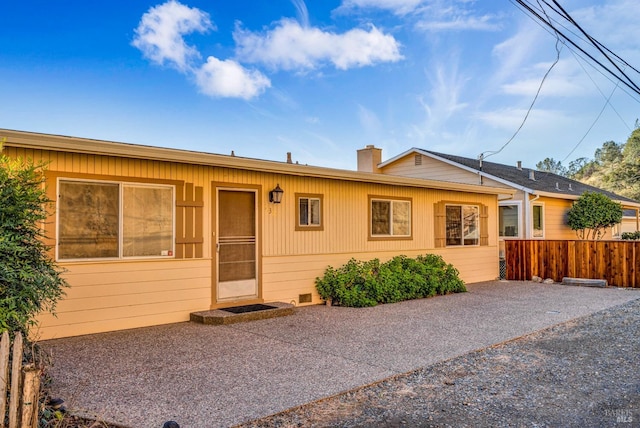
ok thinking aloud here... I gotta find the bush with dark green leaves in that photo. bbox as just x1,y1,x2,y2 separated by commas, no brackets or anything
315,254,466,307
621,231,640,240
0,145,67,335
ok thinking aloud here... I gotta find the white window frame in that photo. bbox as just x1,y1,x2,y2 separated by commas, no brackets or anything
445,204,480,247
370,197,412,238
532,202,545,239
56,178,175,261
498,201,522,239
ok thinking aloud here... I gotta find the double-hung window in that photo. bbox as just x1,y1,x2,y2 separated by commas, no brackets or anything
532,204,544,238
446,204,479,246
499,203,520,238
296,194,323,230
57,179,174,260
370,197,412,239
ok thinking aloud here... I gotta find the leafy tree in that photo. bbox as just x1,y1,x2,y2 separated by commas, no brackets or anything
594,140,623,164
558,129,640,201
536,157,567,176
566,157,590,179
566,192,623,240
0,142,67,335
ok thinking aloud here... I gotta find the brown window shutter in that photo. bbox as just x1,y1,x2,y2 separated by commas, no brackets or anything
175,182,204,259
480,204,489,246
434,201,446,248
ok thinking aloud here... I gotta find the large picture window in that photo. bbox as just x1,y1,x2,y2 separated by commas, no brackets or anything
58,179,174,260
370,197,411,238
446,205,479,246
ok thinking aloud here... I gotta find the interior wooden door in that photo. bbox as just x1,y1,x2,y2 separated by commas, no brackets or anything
216,189,257,301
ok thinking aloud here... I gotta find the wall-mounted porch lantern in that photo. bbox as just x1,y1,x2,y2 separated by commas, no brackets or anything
269,184,284,203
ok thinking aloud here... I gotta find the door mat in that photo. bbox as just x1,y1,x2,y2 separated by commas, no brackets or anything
221,304,277,314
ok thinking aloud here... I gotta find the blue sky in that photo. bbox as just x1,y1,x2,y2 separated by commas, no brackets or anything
1,0,639,170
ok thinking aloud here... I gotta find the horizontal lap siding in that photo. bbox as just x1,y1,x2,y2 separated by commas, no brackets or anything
7,147,214,339
6,147,500,339
262,246,499,305
35,260,211,339
381,155,508,189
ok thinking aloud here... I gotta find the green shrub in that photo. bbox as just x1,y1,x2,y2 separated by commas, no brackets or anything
315,254,466,307
0,145,68,335
621,231,640,240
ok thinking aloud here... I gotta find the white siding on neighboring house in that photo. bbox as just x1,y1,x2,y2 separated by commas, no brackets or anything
380,154,509,189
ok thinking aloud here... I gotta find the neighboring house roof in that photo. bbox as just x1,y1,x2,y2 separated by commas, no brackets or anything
0,128,513,197
381,148,639,206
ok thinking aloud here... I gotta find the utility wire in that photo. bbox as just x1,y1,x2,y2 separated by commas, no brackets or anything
569,49,632,132
561,81,619,163
481,32,562,161
511,0,640,97
549,0,640,93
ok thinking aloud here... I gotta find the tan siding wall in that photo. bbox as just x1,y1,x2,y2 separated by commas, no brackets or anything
6,147,500,339
540,197,575,239
381,155,509,189
262,246,499,304
621,217,639,234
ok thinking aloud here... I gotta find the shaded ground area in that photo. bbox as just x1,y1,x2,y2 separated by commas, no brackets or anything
41,282,640,428
240,299,640,427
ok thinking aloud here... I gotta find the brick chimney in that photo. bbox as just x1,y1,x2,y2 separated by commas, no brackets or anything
357,145,382,173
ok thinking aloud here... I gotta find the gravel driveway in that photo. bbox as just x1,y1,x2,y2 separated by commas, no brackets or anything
41,281,640,427
240,298,640,427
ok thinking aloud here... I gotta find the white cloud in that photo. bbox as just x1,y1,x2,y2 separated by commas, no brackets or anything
416,14,500,32
501,59,588,98
132,0,213,71
195,57,271,100
234,19,402,71
337,0,423,15
477,107,570,132
291,0,310,27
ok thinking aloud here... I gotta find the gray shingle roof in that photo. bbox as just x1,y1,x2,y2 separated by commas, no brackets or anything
422,150,639,204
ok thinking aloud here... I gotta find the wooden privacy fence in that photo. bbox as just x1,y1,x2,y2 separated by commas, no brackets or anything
505,240,640,288
0,332,41,428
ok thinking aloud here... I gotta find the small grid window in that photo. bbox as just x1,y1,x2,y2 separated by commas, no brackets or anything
295,194,323,231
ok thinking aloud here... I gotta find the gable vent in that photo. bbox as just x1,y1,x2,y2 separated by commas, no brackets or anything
415,154,422,166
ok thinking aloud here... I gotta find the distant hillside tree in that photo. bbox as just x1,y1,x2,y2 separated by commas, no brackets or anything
536,157,567,176
566,192,623,240
540,127,640,202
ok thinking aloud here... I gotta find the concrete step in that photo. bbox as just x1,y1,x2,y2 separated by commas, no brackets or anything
190,302,295,325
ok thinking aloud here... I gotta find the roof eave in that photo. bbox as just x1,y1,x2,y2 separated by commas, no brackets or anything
1,129,514,196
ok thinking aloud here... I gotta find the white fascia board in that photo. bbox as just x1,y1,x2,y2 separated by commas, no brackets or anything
377,147,420,168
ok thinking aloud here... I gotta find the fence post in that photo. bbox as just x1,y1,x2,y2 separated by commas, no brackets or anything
0,331,9,427
20,365,40,428
0,333,41,428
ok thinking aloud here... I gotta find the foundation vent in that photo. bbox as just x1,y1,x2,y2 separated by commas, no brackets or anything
298,293,312,304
